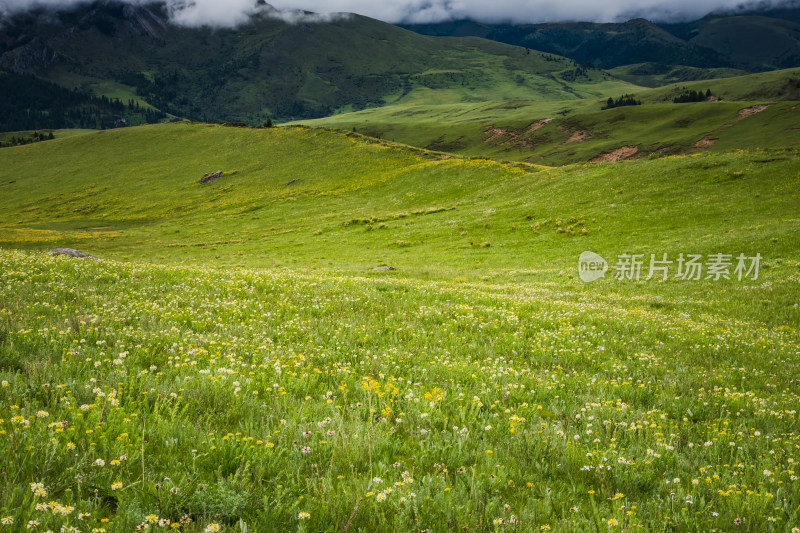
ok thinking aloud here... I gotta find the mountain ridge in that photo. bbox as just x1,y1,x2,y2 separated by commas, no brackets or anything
402,7,800,71
2,2,799,132
0,1,636,127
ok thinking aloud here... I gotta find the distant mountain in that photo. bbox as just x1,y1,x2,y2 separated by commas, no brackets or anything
403,18,728,70
5,2,796,133
402,8,800,72
0,1,626,129
659,9,800,70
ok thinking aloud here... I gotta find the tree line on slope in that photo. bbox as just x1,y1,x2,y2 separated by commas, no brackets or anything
0,71,166,132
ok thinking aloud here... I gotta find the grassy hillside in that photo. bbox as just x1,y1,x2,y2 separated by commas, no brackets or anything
0,122,797,321
298,67,800,165
0,122,798,530
607,63,748,88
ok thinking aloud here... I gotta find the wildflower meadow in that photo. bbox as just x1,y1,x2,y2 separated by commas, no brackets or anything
1,249,798,531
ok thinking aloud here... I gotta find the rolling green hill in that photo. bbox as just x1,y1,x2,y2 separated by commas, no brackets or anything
607,63,748,88
298,67,800,165
0,2,637,127
0,122,797,294
2,4,800,531
4,1,798,136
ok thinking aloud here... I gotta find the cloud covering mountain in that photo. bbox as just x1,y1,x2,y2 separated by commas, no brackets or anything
268,0,800,23
1,0,798,27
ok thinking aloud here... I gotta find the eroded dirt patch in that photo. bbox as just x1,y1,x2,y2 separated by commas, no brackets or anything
565,130,592,143
738,105,769,120
482,126,534,148
694,136,717,148
590,146,639,163
525,118,554,133
483,127,511,144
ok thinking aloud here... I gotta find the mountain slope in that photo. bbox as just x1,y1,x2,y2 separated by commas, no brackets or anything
687,15,800,70
0,1,637,126
403,8,800,73
404,18,729,70
0,70,166,131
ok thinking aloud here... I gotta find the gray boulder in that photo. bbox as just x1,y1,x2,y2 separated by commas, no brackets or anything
200,170,224,184
47,248,99,260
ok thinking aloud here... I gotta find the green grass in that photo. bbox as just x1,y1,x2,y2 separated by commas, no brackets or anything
297,67,800,165
45,64,159,110
0,123,799,531
607,63,749,88
0,122,797,320
0,246,799,531
0,129,96,144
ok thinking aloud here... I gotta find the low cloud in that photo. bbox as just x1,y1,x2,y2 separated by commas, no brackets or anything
0,0,798,27
266,0,800,23
163,0,260,27
0,0,352,27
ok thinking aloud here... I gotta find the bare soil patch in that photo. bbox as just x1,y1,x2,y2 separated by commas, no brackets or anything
737,105,769,120
694,136,717,148
590,146,639,163
565,130,592,143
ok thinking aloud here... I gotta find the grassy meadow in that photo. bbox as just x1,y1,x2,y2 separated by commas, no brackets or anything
297,68,800,165
0,123,799,531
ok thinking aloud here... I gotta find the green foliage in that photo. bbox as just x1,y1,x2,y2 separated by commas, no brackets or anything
602,94,642,109
0,71,166,131
0,130,54,149
403,18,729,70
187,482,250,522
673,88,713,103
607,63,748,88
